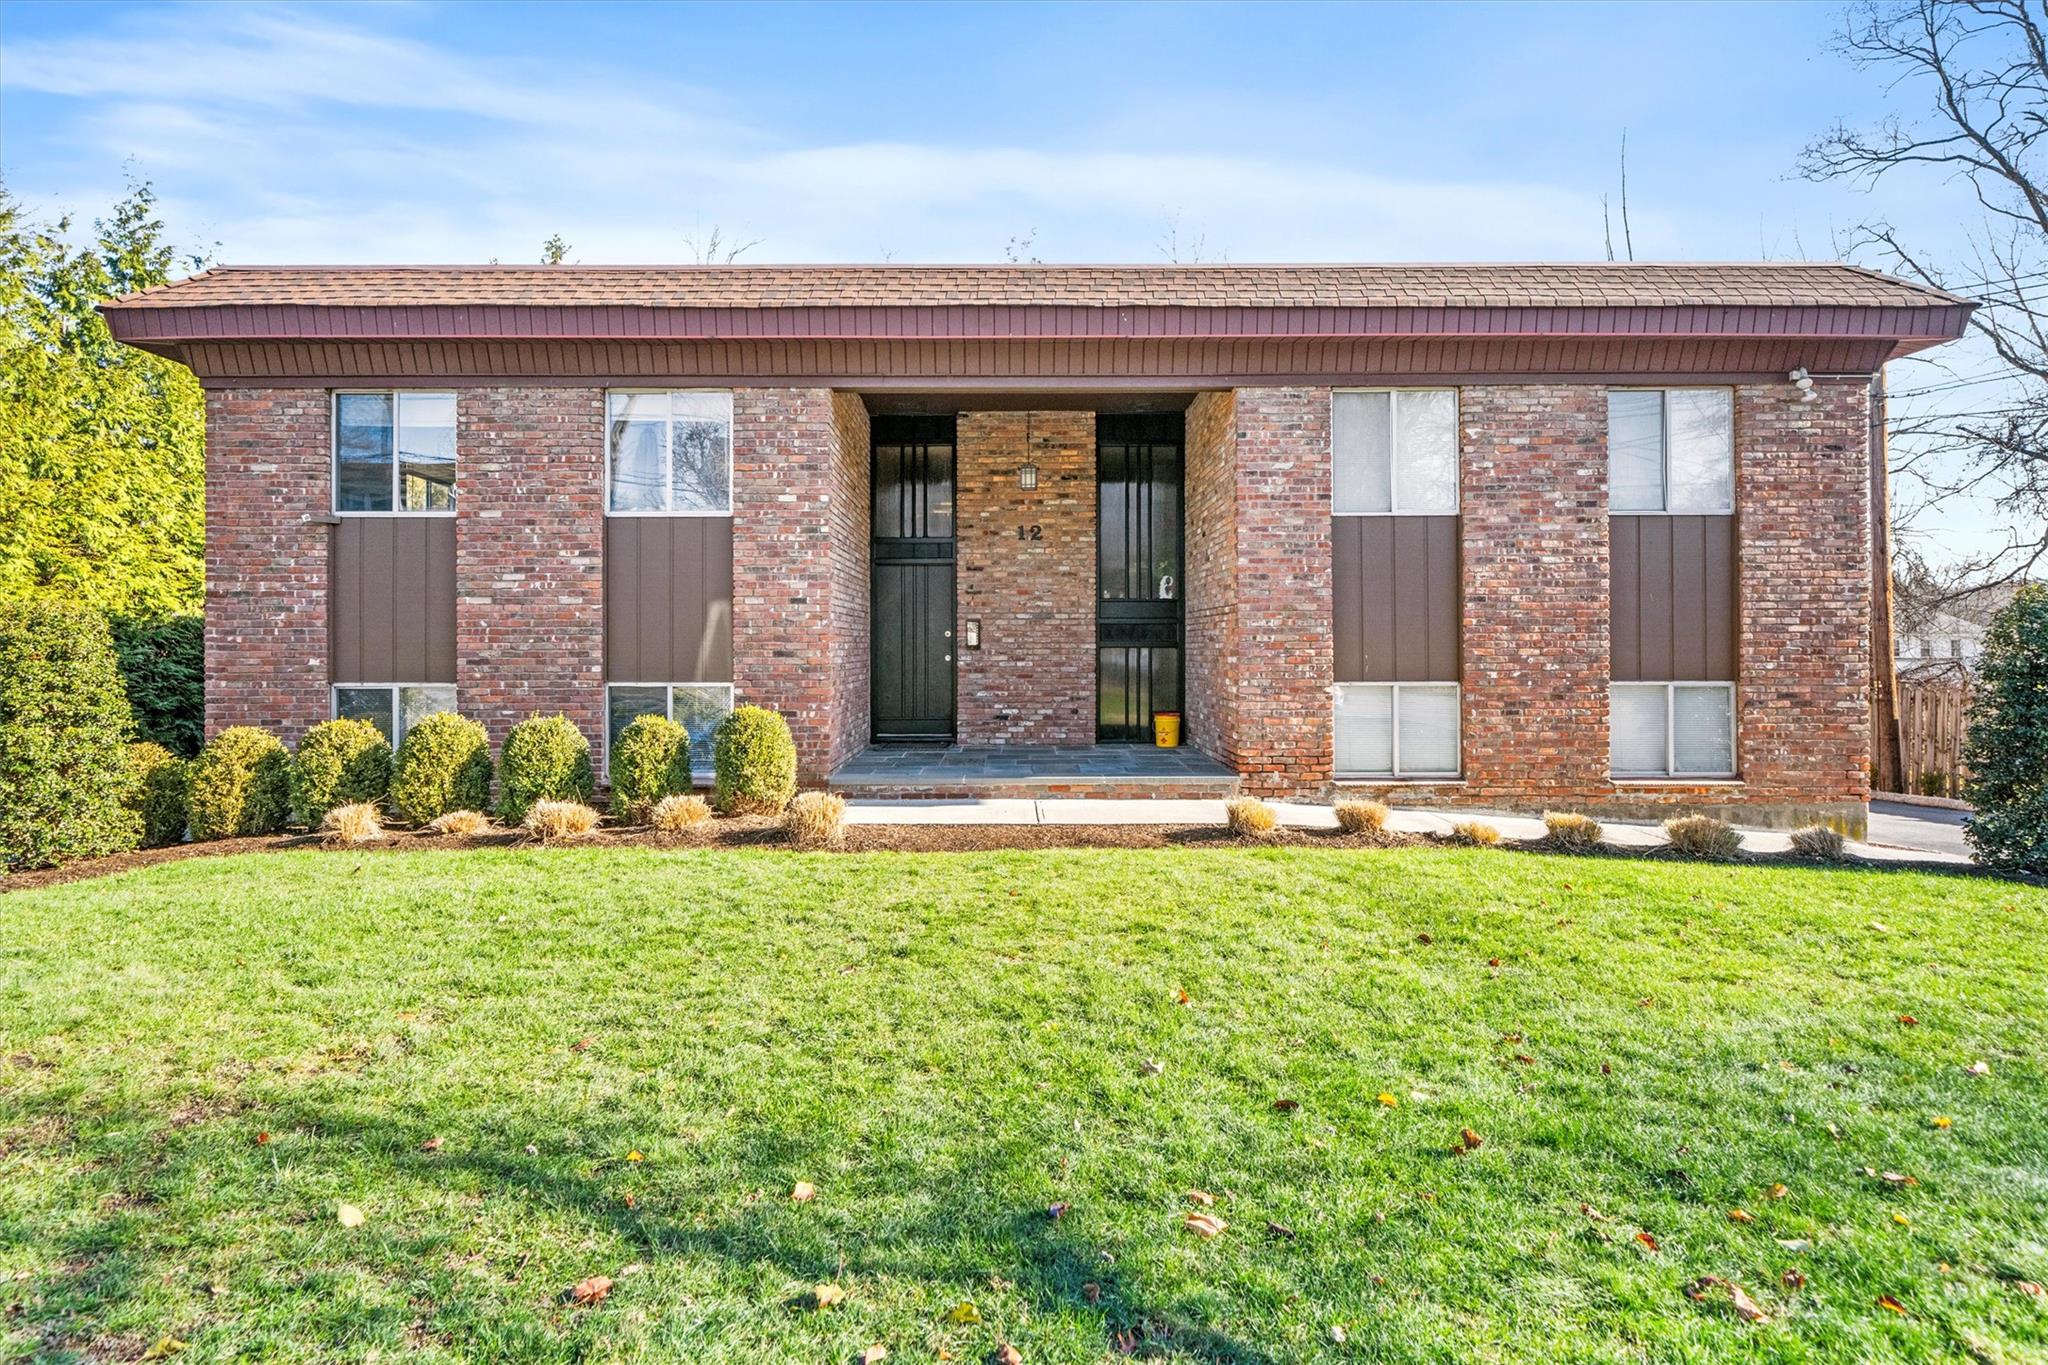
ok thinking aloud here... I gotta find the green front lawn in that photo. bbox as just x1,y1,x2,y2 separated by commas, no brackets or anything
2,847,2044,1363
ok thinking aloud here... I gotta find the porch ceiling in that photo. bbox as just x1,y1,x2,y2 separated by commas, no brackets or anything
860,389,1196,415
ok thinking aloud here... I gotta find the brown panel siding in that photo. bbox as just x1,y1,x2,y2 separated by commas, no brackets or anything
1331,516,1460,682
1610,515,1736,681
330,518,456,683
603,517,734,683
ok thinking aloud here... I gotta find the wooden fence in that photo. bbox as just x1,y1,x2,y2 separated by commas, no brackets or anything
1895,675,1972,799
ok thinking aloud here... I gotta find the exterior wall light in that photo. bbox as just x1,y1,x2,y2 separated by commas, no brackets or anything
1018,462,1038,490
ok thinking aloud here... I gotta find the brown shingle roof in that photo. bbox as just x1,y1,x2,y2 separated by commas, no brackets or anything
106,261,1966,311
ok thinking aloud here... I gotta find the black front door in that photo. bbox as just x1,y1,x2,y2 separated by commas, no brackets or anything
1097,414,1184,742
871,416,956,741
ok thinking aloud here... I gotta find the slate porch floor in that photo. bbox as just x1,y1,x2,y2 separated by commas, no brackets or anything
829,743,1236,786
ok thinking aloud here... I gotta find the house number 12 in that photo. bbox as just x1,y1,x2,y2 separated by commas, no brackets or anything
1016,524,1043,541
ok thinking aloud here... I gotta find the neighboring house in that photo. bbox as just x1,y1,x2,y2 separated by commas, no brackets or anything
1896,609,1986,675
100,262,1970,834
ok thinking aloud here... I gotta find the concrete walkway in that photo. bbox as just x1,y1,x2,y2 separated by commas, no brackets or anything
842,797,1975,867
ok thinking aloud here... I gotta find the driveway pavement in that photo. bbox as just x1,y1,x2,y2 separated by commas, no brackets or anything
1867,799,1974,859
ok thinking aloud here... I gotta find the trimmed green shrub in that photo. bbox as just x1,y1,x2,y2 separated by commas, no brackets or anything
609,714,692,819
712,706,796,815
290,718,392,828
391,713,493,825
109,611,203,756
496,714,594,822
0,599,142,869
187,726,292,840
125,741,190,847
1964,584,2048,873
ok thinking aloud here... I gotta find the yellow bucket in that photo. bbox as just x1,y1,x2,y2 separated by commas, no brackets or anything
1153,712,1182,748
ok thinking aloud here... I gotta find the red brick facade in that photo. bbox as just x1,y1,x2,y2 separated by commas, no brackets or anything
826,391,872,771
201,388,332,743
455,386,607,745
1183,390,1237,763
955,411,1097,745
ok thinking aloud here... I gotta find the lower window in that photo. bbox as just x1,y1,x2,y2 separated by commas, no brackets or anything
1610,682,1736,777
1334,682,1460,778
333,684,456,745
606,683,735,780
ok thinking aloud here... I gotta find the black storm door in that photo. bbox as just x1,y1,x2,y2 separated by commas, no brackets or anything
871,416,957,741
1096,414,1185,742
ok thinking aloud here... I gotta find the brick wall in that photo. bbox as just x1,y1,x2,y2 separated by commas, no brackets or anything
455,386,607,746
1733,379,1871,811
955,411,1097,745
1183,390,1237,763
827,391,872,770
732,387,867,780
202,388,331,742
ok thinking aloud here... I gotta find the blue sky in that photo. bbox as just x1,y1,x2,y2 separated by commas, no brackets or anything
0,0,2021,562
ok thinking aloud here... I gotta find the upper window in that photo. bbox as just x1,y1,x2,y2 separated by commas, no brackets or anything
1332,389,1459,514
607,390,733,514
1607,389,1733,514
335,392,456,514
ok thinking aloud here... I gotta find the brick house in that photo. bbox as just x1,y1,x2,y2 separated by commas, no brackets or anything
102,263,1970,832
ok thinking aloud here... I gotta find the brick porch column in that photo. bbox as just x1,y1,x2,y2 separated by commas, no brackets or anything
202,387,332,743
456,386,607,747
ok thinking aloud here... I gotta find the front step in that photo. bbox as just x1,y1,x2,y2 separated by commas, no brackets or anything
828,774,1242,801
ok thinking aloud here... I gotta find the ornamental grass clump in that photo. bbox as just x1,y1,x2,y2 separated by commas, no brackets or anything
1449,819,1501,847
1790,823,1848,862
496,715,594,823
1542,811,1603,851
522,799,600,843
712,706,797,815
423,809,491,837
290,718,391,828
125,741,190,848
0,599,142,869
649,793,711,833
783,790,847,848
320,802,384,846
1664,814,1742,861
1334,799,1389,836
390,713,492,825
1226,797,1278,838
608,714,691,820
187,726,292,841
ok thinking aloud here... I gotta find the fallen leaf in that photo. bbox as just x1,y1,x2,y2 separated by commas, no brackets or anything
859,1347,889,1365
1765,1183,1790,1201
141,1336,186,1359
1185,1189,1217,1207
1877,1294,1908,1315
1184,1211,1228,1238
1966,1061,1990,1076
1898,1014,1918,1027
1082,1282,1101,1304
1272,1097,1300,1112
1636,1231,1661,1253
942,1301,979,1324
1893,1213,1911,1226
1047,1201,1070,1220
336,1203,365,1228
994,1344,1023,1365
1330,1324,1348,1343
2015,1281,2044,1299
1174,988,1191,1005
1727,1283,1770,1323
1782,1269,1807,1289
1458,1128,1484,1152
569,1275,613,1306
1377,1092,1399,1108
1140,1058,1165,1076
1488,957,1502,967
254,1132,271,1146
523,1143,538,1156
1874,1170,1918,1187
626,1150,644,1163
420,1136,443,1152
570,1037,594,1052
1580,1204,1611,1222
1514,1054,1536,1066
790,1180,816,1202
620,1263,645,1276
1931,1115,1953,1129
1777,1238,1813,1252
1415,932,1433,945
1265,1220,1296,1239
1728,1209,1756,1224
813,1283,846,1309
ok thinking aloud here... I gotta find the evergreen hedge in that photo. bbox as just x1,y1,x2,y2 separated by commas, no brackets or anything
496,714,594,822
109,612,203,756
1963,584,2048,873
390,713,493,825
712,706,796,815
125,740,190,848
187,726,291,840
608,714,692,819
290,718,392,828
0,599,142,869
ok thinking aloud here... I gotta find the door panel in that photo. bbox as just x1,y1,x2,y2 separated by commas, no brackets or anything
871,416,957,741
1096,414,1185,742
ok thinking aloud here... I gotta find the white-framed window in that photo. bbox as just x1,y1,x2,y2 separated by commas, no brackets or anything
1332,389,1459,514
334,391,457,514
1334,682,1461,778
333,684,457,745
605,683,735,779
1607,388,1734,514
1610,682,1736,778
605,390,734,515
